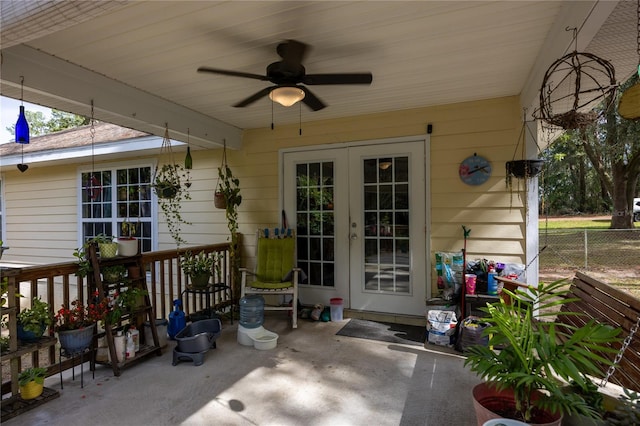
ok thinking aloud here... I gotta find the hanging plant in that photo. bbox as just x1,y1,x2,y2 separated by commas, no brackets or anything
153,124,191,247
215,140,242,298
214,141,230,209
506,115,546,210
505,159,545,180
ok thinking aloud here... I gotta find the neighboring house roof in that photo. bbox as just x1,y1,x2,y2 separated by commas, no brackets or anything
0,122,148,155
0,121,174,168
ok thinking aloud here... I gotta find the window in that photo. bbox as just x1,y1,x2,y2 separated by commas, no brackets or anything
295,162,335,287
80,166,153,252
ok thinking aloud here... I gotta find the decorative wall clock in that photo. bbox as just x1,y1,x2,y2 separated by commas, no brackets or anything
459,154,492,186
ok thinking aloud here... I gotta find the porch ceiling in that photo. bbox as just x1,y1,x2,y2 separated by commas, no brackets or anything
0,1,636,150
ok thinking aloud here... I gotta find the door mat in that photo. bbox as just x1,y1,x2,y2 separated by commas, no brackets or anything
336,319,425,346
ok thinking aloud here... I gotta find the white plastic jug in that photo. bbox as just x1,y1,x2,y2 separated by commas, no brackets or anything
330,298,344,321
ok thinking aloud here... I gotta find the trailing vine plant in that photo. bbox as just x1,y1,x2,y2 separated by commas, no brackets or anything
216,141,242,298
153,124,191,247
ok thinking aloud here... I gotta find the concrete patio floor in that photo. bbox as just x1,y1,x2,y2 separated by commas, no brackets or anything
5,314,482,426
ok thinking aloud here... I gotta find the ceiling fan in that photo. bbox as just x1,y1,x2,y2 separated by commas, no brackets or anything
197,40,373,111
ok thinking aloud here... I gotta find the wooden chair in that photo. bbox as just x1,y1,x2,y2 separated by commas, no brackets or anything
240,228,300,328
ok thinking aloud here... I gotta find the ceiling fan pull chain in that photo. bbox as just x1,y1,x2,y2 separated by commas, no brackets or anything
299,102,302,135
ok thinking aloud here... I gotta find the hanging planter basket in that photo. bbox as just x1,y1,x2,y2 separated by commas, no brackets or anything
152,124,192,247
154,179,180,199
214,140,229,210
539,50,616,130
214,191,226,209
506,159,545,179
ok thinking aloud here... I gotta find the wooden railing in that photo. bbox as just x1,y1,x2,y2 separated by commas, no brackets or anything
1,242,234,396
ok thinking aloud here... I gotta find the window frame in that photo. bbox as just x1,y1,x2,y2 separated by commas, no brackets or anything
77,161,157,252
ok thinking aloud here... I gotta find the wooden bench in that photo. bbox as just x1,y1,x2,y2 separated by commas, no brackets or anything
557,271,640,393
495,272,640,392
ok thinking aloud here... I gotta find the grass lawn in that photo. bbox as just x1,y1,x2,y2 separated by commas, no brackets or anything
539,217,614,230
537,215,639,295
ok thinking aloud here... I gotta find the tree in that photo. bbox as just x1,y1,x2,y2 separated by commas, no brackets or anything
541,73,640,228
578,74,640,228
5,109,88,137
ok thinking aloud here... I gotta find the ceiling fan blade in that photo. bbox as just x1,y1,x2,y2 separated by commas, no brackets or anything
198,66,268,81
300,86,326,111
278,40,308,71
232,87,274,108
303,73,373,85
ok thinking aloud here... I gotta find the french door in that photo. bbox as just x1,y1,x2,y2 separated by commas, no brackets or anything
283,138,427,316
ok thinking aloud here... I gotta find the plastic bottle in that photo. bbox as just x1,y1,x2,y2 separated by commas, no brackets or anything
239,295,265,329
168,299,186,339
125,331,135,359
129,326,139,352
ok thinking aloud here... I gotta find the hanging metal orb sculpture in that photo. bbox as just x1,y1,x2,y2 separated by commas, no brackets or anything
539,51,616,129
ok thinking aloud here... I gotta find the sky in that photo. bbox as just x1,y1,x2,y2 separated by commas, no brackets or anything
0,96,52,144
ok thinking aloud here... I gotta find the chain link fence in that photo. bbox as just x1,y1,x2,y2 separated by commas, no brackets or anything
538,229,640,288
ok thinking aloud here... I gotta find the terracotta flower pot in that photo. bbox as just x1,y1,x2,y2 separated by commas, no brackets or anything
214,191,226,209
472,382,562,426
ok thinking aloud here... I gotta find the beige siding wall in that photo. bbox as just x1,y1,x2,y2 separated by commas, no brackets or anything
238,95,526,277
3,164,78,264
2,95,527,285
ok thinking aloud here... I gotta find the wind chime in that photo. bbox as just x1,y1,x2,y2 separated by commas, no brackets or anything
619,0,640,120
539,27,616,130
15,76,30,172
184,128,192,188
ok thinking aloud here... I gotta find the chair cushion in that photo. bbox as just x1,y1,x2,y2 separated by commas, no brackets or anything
255,237,295,283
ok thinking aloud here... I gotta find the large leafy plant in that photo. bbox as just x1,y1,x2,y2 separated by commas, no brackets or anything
181,250,215,277
464,278,621,423
18,367,47,386
17,297,52,334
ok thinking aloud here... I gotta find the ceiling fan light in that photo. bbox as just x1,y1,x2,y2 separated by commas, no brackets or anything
269,87,305,107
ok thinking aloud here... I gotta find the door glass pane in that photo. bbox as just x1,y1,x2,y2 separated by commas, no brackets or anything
363,156,411,293
296,161,335,287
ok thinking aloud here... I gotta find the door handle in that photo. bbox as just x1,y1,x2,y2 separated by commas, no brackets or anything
350,233,358,240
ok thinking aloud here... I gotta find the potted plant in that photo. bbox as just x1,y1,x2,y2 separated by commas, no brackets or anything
562,378,612,426
116,218,139,256
73,235,117,278
464,278,621,425
17,297,52,342
18,367,47,400
607,388,640,425
93,233,118,258
53,295,108,354
181,250,214,289
102,287,148,325
217,164,242,296
73,242,92,278
154,163,191,247
101,265,127,284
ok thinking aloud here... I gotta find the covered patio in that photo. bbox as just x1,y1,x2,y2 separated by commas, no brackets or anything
1,1,638,423
3,315,480,426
